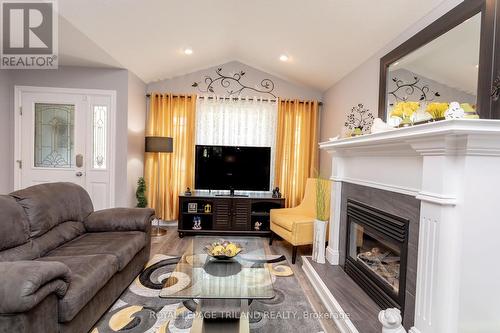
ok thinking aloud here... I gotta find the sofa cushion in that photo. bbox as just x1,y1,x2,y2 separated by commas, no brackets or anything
271,213,314,232
0,222,85,262
0,195,30,251
37,254,119,323
32,221,86,257
46,231,146,271
10,182,94,238
0,241,38,261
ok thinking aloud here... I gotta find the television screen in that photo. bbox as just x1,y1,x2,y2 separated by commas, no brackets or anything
195,145,271,191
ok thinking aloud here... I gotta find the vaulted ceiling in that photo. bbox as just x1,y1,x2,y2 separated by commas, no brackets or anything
58,0,447,91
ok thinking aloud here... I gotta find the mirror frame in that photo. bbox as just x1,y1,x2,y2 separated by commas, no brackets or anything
378,0,498,120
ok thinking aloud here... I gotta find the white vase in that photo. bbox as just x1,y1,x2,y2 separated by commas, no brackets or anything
312,219,327,264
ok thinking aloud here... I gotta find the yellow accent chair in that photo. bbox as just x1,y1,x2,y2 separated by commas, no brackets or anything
269,178,331,264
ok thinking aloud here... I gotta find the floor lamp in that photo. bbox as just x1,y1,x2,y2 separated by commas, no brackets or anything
145,136,173,237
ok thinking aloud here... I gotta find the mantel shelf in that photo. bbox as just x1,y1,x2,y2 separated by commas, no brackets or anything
319,119,500,153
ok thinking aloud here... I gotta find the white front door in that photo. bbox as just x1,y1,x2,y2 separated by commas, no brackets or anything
15,86,116,210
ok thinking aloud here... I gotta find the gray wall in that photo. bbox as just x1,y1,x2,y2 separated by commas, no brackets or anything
0,66,146,207
0,71,13,192
127,72,147,207
319,0,465,177
147,60,323,101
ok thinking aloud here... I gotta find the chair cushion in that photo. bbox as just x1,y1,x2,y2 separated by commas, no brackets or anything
10,182,94,238
46,231,146,270
37,254,119,322
271,213,314,232
0,195,29,251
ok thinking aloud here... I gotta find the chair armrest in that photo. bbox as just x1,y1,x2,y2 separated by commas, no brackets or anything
292,220,315,245
84,208,155,232
270,207,300,216
0,261,71,313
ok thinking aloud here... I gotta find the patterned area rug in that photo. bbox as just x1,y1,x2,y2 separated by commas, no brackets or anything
91,254,324,333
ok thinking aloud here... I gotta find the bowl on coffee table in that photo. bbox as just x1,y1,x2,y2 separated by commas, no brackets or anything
205,239,242,260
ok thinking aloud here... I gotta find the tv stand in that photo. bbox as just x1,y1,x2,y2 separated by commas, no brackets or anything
178,192,285,237
213,188,249,197
215,194,249,197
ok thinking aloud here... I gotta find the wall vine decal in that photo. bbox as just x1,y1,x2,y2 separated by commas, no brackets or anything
192,67,276,97
388,75,440,105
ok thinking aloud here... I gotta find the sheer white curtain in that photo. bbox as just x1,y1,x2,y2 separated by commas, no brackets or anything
196,96,278,189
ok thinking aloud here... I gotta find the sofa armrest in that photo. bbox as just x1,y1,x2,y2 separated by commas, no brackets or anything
84,208,155,232
0,261,71,313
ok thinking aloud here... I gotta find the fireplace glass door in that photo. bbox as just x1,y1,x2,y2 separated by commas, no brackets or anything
348,222,401,294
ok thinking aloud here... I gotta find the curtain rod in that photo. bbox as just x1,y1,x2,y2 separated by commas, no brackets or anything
145,94,323,105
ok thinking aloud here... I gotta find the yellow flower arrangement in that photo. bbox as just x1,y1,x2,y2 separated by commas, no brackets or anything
390,101,420,120
426,102,449,119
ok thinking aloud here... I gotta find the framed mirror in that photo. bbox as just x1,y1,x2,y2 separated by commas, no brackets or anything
378,0,498,124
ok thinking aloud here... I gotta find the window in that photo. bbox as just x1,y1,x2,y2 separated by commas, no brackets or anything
92,105,107,169
195,97,278,188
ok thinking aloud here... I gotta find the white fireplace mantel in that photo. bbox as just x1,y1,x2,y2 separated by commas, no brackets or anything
319,119,500,333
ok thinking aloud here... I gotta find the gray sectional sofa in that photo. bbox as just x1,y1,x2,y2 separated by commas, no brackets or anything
0,182,155,333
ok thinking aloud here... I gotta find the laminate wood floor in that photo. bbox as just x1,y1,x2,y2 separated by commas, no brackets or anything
151,226,340,333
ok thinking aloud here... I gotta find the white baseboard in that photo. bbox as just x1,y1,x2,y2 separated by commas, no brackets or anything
302,256,359,333
326,246,339,265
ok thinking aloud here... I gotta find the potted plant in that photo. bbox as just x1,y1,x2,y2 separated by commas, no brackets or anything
390,101,420,126
136,177,148,208
312,177,331,264
425,102,448,120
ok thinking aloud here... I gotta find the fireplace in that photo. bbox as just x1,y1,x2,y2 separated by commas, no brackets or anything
344,199,409,311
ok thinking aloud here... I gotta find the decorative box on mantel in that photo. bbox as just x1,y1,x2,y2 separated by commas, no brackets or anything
318,120,500,333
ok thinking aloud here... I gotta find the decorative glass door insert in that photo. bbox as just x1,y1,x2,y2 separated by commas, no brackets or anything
34,103,75,168
92,105,107,169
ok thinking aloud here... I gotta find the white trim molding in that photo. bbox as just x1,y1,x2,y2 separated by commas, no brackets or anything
319,119,500,333
326,245,339,265
415,191,456,206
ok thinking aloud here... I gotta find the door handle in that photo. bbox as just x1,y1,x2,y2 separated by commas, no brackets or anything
76,154,84,168
76,171,83,177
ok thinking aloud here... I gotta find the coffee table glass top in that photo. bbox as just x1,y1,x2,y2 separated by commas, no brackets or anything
159,236,275,299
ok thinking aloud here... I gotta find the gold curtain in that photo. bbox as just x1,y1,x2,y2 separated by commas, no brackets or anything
144,93,197,220
274,99,319,207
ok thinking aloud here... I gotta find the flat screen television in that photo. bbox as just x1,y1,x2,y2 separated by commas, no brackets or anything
195,145,271,191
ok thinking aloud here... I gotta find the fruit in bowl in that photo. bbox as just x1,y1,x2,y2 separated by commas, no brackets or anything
205,240,242,259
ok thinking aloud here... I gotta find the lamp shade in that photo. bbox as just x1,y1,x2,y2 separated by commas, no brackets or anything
145,136,173,153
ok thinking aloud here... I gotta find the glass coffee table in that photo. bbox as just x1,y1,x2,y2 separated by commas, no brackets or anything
160,236,275,333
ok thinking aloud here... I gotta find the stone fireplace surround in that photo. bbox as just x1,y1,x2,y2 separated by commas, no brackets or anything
304,120,500,333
